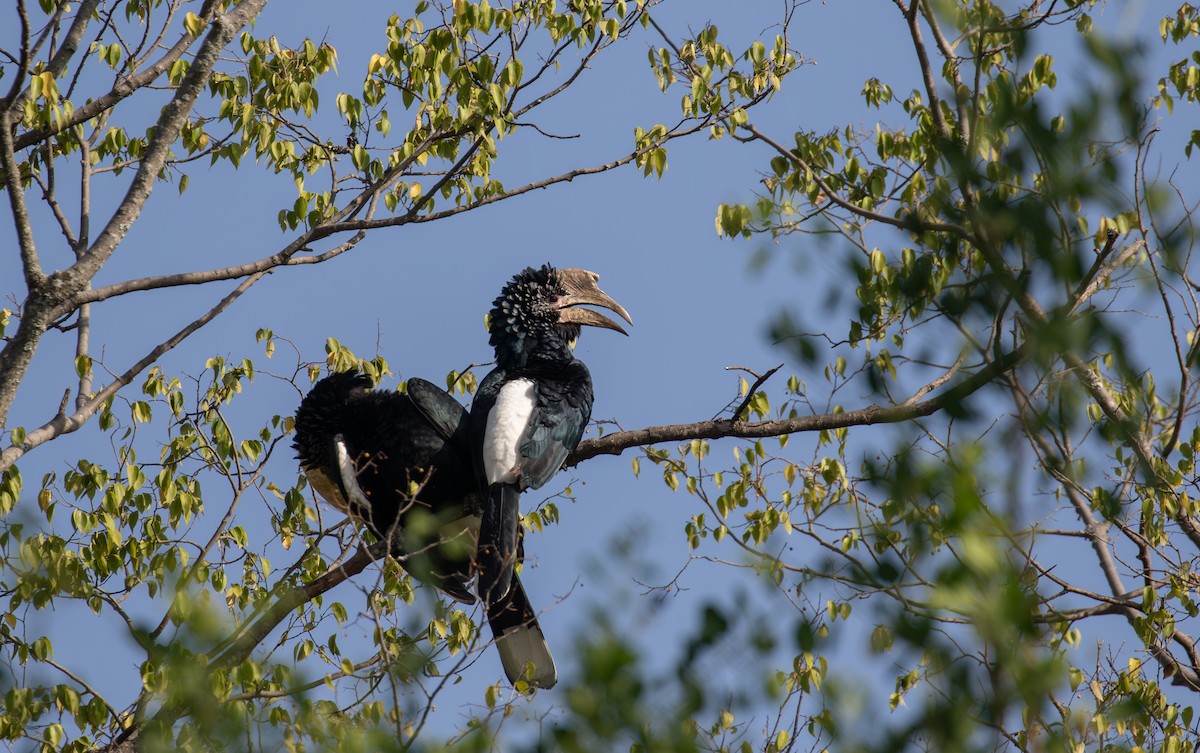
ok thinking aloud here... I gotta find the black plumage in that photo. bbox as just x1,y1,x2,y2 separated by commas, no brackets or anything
293,371,557,686
472,265,632,612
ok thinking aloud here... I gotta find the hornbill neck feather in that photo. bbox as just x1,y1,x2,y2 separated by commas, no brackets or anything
487,264,576,369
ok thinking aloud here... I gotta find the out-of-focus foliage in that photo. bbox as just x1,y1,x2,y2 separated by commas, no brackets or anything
673,0,1200,750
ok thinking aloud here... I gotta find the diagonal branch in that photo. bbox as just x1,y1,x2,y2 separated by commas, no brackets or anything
311,123,710,239
896,0,953,143
4,0,103,117
11,0,220,152
0,89,44,291
66,131,692,308
0,271,267,473
72,0,268,281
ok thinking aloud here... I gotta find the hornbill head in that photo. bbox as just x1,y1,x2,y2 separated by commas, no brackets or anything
488,265,633,364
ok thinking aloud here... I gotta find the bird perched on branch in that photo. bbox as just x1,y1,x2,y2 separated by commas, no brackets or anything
292,370,558,687
472,265,632,616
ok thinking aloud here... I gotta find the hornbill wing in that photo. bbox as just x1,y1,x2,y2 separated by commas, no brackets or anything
517,373,593,490
327,433,482,607
406,377,473,457
472,369,517,604
469,367,505,481
294,372,478,604
473,361,594,491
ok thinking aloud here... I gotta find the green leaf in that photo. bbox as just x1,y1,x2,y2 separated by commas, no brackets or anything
183,12,205,38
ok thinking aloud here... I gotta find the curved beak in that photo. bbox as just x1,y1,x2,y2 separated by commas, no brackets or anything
556,268,633,335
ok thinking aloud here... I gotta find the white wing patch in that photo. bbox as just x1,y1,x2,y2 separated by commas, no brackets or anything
483,378,536,485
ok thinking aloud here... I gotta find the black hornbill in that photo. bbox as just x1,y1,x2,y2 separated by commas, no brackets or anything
292,371,558,687
472,265,632,613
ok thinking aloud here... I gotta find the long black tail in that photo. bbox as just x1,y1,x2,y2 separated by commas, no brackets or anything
487,574,556,688
477,483,520,605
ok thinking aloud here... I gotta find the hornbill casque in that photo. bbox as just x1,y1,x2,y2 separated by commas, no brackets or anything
292,370,559,687
472,266,632,616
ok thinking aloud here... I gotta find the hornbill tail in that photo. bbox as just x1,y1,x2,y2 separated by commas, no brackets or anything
488,574,557,688
477,483,520,605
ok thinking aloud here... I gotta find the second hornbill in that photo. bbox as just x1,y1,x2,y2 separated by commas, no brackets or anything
472,265,632,612
293,371,558,687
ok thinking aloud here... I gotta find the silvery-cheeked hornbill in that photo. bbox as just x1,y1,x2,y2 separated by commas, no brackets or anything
472,266,632,615
292,371,559,687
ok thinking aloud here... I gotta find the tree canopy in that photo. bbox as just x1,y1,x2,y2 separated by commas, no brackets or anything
3,1,1200,751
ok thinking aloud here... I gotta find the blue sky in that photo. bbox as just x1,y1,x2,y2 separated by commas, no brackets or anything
2,0,1192,743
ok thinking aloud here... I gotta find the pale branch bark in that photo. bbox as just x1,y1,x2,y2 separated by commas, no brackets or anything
212,542,383,671
35,159,78,247
1,0,729,463
128,0,184,76
225,654,386,702
981,237,1200,551
917,1,970,144
510,2,647,119
405,130,491,220
730,363,782,421
568,229,1142,467
1001,269,1200,691
0,0,44,295
67,133,682,308
282,231,369,266
0,0,269,434
0,92,44,291
73,0,267,280
1026,424,1128,597
568,234,1147,469
1060,334,1200,552
900,349,966,407
69,248,327,309
0,0,31,107
896,0,953,144
43,656,123,729
75,137,94,411
81,342,1026,749
65,37,676,310
1069,230,1135,315
21,3,65,74
93,540,385,753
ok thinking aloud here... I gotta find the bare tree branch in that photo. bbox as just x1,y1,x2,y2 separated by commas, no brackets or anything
568,346,1024,467
0,0,269,434
1,270,266,472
